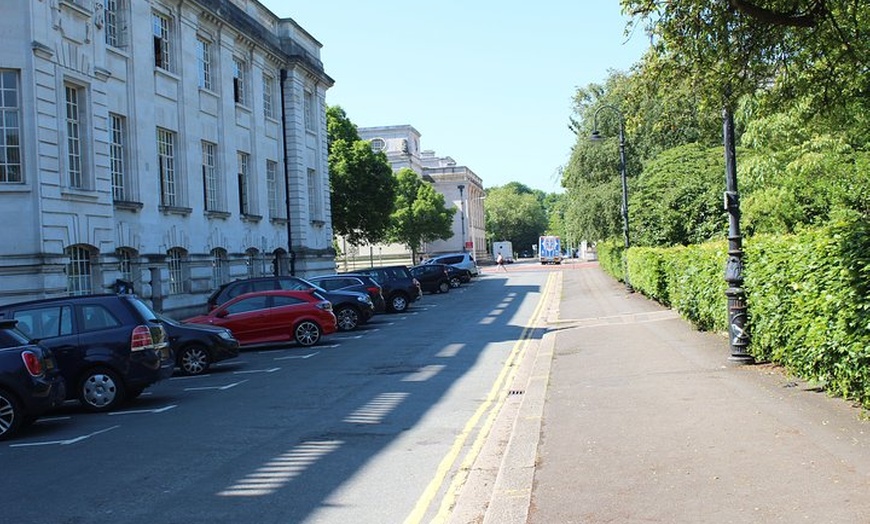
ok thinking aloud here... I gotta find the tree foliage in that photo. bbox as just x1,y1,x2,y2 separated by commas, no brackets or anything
388,169,455,261
484,184,548,254
327,106,397,245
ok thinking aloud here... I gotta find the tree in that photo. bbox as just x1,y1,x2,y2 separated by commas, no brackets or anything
388,169,455,261
484,184,548,254
327,106,397,245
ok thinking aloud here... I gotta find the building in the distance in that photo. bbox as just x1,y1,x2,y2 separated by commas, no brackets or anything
354,125,486,267
0,0,334,315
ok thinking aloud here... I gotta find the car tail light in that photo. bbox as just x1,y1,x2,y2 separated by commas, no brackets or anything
317,301,333,311
130,325,154,352
366,286,380,295
21,350,45,377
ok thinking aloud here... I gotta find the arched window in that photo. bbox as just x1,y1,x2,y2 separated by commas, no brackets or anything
66,245,95,296
211,247,228,289
116,247,137,283
245,248,261,278
167,247,188,294
272,248,288,276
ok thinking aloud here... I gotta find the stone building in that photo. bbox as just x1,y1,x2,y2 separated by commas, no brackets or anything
0,0,334,315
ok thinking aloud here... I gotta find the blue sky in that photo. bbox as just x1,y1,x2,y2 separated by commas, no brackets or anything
259,1,651,193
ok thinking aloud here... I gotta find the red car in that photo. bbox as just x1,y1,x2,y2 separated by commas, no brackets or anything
185,290,336,347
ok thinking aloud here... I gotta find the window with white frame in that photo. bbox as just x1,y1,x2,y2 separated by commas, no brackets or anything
232,58,248,105
167,248,187,295
211,248,228,289
0,70,21,183
157,128,177,206
202,141,218,211
117,247,135,283
105,0,126,48
66,245,93,296
65,84,85,189
196,37,212,90
237,151,250,215
109,113,127,200
266,160,279,218
304,89,315,131
307,168,321,221
262,72,274,118
152,11,172,71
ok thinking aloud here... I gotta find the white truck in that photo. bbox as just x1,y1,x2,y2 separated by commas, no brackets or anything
492,241,513,263
538,235,562,265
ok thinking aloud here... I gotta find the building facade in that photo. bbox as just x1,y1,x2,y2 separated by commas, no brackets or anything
0,0,334,315
356,125,486,265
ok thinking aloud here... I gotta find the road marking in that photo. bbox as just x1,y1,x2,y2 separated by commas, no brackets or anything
404,272,556,524
273,351,320,360
9,425,121,448
185,380,248,392
233,367,280,374
108,405,177,416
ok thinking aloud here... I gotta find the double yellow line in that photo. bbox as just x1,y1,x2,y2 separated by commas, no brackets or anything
404,272,556,524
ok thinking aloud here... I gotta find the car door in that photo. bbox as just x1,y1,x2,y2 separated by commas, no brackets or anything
269,294,315,341
214,295,271,345
9,305,80,388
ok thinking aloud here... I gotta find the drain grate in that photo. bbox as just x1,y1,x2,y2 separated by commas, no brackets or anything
508,390,525,396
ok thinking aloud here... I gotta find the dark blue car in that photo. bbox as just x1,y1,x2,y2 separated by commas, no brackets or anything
0,319,66,440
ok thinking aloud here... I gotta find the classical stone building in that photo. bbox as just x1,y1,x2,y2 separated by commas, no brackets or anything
355,125,486,266
0,0,334,314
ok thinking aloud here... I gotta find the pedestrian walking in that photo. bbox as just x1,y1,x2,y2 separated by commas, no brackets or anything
496,252,507,272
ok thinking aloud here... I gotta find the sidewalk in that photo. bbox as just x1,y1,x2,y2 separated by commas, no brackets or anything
460,264,870,523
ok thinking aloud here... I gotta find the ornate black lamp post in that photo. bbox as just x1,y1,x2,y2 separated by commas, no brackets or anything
591,104,632,292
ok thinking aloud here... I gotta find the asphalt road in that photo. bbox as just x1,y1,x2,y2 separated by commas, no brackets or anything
1,267,553,524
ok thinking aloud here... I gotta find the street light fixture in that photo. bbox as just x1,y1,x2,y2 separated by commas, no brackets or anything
590,104,632,292
457,184,466,253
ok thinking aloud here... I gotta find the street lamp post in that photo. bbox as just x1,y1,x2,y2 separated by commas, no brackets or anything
591,104,632,292
458,184,466,253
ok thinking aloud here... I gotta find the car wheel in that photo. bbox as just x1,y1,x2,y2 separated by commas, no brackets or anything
335,306,360,331
78,367,125,412
294,320,321,346
438,281,451,294
178,345,211,376
389,293,409,313
0,388,23,441
449,277,461,289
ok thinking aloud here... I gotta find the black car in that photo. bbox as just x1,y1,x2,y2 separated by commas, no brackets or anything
410,264,451,294
0,294,174,412
443,265,472,288
158,314,239,376
308,274,387,313
207,276,374,331
353,266,423,313
0,319,66,440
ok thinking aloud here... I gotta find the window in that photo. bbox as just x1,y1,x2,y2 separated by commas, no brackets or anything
202,141,218,211
211,248,228,289
196,37,212,90
109,113,127,200
245,248,261,278
157,128,177,206
307,168,321,221
67,245,93,296
304,89,315,131
266,160,279,218
237,152,250,215
370,138,385,152
262,72,274,118
12,306,73,340
225,295,269,315
0,70,21,183
65,85,85,189
105,0,125,48
167,248,187,295
80,305,121,332
233,58,247,105
117,248,135,283
152,12,172,71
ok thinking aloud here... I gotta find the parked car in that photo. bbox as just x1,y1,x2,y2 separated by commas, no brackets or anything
443,264,472,288
186,290,336,347
353,266,423,313
424,253,480,277
207,276,374,331
157,314,239,376
0,319,66,440
410,264,451,294
308,274,387,313
0,294,173,412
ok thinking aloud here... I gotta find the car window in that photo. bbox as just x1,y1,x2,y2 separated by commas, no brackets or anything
12,306,74,339
127,297,159,321
226,282,252,300
252,280,277,293
441,256,461,265
315,279,340,291
224,296,269,315
277,278,309,291
79,305,122,332
272,295,306,308
0,326,30,348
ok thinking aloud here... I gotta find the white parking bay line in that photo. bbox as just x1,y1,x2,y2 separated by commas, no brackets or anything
274,352,319,361
233,367,280,374
185,380,248,392
9,425,121,448
108,405,177,416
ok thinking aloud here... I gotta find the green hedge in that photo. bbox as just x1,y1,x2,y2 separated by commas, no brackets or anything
597,219,870,407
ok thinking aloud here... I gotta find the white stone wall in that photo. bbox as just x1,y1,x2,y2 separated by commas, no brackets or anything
0,0,334,313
